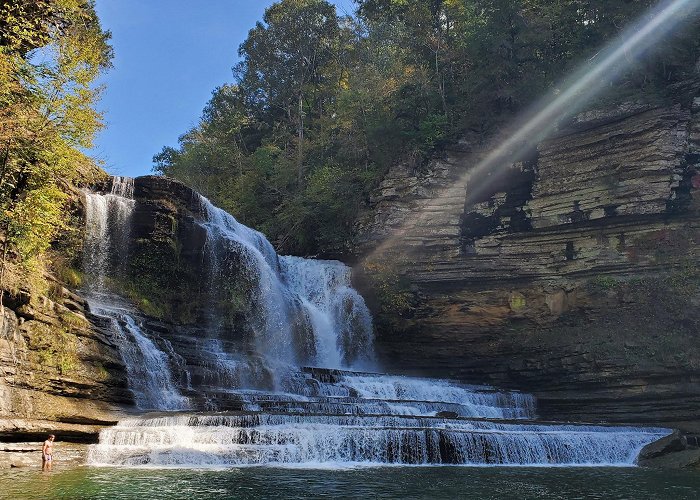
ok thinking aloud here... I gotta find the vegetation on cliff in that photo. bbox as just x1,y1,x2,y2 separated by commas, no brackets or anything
0,0,111,295
154,0,700,257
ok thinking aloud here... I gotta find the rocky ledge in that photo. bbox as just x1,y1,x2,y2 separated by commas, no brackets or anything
0,281,127,445
637,430,700,469
356,89,700,434
0,441,89,469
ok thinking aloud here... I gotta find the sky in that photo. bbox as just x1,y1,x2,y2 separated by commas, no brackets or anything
92,0,356,177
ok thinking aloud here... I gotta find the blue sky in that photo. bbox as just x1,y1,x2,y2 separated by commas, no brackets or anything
92,0,356,177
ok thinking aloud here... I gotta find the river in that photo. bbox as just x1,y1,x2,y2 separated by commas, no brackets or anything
2,466,700,499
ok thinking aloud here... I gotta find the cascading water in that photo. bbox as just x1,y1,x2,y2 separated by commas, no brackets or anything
87,368,669,468
83,177,189,410
84,176,670,468
83,176,135,292
280,256,374,369
193,195,374,371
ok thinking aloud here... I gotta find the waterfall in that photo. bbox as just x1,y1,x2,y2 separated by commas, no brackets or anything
83,176,134,292
83,177,189,410
194,194,374,370
82,177,376,407
87,368,669,468
83,176,670,468
280,256,374,369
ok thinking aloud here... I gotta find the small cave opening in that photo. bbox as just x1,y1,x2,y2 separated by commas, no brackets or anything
565,241,576,261
666,157,698,215
460,152,537,254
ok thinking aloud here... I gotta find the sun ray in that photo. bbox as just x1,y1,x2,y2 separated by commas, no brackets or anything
362,0,700,263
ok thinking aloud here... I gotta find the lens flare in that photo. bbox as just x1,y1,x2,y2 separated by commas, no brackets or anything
362,0,700,263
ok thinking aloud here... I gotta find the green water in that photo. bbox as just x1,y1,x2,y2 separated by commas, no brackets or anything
1,466,699,499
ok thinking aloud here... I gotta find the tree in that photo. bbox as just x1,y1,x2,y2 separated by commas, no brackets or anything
155,0,700,258
0,0,112,292
235,0,343,183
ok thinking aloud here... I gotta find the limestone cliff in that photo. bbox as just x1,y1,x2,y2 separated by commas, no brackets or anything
0,169,127,447
355,87,700,431
2,90,699,464
0,286,127,441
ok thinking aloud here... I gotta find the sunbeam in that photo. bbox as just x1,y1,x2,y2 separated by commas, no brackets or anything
362,0,700,263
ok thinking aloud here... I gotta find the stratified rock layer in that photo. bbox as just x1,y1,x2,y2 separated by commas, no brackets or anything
357,92,700,432
0,281,127,444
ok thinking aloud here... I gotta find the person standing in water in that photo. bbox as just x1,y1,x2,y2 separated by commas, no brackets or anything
42,434,55,470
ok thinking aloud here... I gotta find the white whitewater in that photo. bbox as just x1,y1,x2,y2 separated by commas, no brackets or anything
83,177,189,410
311,373,535,419
281,256,374,369
88,418,668,467
87,369,670,467
83,177,134,292
194,195,374,369
83,176,670,468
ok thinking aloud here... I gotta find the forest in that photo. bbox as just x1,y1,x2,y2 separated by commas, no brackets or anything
1,0,699,285
0,0,111,292
153,0,700,256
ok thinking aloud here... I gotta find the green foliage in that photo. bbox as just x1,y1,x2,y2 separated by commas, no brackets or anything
155,0,700,257
590,275,619,291
27,322,78,375
60,310,89,330
5,184,68,260
0,0,112,292
362,260,414,317
54,262,83,288
93,361,109,380
119,242,180,321
115,239,201,324
665,264,700,296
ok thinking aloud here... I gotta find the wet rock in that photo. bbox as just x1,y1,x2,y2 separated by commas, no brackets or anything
435,411,459,418
0,276,129,441
637,430,686,461
0,442,89,469
638,448,700,469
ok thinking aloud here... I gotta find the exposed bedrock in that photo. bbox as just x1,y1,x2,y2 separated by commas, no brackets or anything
356,91,700,432
0,282,128,444
0,166,129,454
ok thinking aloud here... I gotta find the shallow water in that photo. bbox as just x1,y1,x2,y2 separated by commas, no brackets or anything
2,466,699,499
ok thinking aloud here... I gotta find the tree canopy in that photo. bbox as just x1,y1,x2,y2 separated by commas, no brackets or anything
155,0,700,257
0,0,112,289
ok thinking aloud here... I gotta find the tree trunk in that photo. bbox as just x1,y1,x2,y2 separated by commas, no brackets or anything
297,93,304,184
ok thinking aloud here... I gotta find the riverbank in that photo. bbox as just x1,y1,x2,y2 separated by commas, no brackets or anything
0,442,89,469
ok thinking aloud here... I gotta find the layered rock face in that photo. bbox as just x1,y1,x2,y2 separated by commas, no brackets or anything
356,93,700,432
0,282,128,444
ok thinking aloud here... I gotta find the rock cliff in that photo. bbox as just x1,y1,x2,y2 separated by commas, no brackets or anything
3,92,699,470
0,177,130,449
356,89,700,432
0,285,127,442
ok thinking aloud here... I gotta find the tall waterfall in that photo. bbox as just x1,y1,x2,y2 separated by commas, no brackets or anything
194,195,374,370
84,176,670,468
83,176,135,293
83,177,189,410
83,177,375,405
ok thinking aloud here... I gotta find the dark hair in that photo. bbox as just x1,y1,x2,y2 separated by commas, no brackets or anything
48,434,55,439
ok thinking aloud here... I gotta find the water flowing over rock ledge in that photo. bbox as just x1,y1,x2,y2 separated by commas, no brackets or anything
2,175,663,469
86,367,670,468
1,152,696,468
